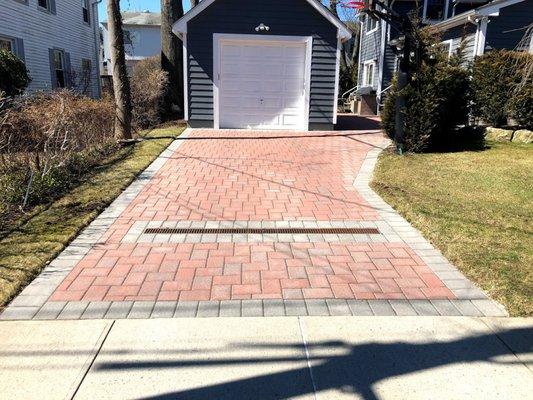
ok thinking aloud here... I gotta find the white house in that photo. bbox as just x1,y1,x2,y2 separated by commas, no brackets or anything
101,11,161,75
0,0,101,97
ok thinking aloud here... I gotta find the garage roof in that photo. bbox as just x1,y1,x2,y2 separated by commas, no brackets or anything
172,0,353,40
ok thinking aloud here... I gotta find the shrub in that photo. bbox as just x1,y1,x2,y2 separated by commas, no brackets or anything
382,60,471,152
471,50,532,128
509,83,533,129
0,91,115,211
508,53,533,129
0,49,31,96
130,56,169,129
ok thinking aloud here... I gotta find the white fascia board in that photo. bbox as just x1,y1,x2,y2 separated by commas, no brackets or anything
433,0,525,31
172,0,352,40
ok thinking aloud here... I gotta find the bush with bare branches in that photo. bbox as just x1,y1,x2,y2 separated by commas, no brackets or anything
130,56,169,129
0,90,115,217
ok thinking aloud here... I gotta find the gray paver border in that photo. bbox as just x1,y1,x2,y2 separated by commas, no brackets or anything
0,299,507,320
353,140,506,312
0,130,509,320
1,128,191,321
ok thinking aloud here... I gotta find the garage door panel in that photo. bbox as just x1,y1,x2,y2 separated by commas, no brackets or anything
219,38,308,130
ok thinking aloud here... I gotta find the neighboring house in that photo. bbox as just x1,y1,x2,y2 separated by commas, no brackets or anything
356,0,533,114
0,0,101,97
172,0,352,131
101,11,161,76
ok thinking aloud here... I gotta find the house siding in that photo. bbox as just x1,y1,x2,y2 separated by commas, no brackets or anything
102,23,161,72
441,23,477,63
0,0,100,97
485,0,533,52
358,16,382,91
186,0,339,128
381,1,419,91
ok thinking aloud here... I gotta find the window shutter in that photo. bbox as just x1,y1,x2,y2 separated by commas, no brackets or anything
15,38,25,62
64,52,72,87
49,48,57,89
49,0,56,15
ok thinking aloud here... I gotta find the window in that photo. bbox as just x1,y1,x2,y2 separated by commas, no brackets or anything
82,0,90,24
82,58,92,73
53,49,66,88
124,30,132,45
366,16,378,34
38,0,56,14
363,61,375,87
0,37,14,53
424,0,447,21
439,40,453,58
38,0,49,10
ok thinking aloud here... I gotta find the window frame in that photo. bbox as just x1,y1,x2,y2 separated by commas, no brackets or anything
423,0,449,23
365,16,378,35
123,30,133,45
439,39,453,58
0,36,15,53
53,49,66,88
82,0,91,25
362,60,376,87
38,0,50,12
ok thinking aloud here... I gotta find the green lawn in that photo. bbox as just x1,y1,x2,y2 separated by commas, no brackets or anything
372,141,533,316
0,125,184,309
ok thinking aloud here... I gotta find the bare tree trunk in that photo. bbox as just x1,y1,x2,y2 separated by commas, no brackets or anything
160,0,184,119
107,0,132,140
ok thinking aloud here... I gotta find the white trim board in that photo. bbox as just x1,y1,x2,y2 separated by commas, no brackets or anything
183,32,189,121
432,0,525,31
212,33,313,131
333,36,341,124
172,0,352,41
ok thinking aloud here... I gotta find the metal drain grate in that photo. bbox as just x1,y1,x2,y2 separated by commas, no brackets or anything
143,227,380,235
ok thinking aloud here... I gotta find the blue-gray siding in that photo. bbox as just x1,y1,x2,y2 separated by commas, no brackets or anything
359,1,420,92
382,1,418,90
441,23,477,63
187,0,339,127
358,15,382,91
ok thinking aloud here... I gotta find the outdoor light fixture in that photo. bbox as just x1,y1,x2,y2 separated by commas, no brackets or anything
255,23,270,32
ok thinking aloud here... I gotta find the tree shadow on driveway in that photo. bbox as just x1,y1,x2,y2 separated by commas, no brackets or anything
95,326,532,400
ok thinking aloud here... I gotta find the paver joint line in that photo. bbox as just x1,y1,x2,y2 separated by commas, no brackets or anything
0,128,507,319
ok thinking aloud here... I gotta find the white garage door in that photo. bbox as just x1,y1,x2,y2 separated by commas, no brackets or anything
217,37,309,130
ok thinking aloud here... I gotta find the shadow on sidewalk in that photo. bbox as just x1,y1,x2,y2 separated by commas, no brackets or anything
93,326,531,400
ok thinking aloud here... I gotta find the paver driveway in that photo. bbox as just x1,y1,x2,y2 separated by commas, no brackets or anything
2,127,504,319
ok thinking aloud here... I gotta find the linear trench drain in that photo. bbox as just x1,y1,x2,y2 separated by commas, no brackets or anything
143,227,381,235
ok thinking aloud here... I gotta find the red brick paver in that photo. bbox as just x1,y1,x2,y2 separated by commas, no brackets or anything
50,242,454,302
50,130,455,302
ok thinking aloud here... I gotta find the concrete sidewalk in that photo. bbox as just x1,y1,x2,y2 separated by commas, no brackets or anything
1,317,531,399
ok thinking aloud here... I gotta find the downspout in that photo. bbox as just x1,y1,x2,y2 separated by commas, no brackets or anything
92,0,103,98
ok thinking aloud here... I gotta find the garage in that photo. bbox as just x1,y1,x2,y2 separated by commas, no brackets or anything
215,35,311,130
173,0,352,131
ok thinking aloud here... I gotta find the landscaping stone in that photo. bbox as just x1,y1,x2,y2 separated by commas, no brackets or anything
484,127,514,142
511,129,533,144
